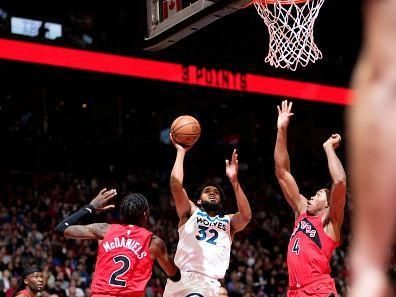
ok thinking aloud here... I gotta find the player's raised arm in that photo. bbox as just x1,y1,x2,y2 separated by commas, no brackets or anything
323,134,346,237
227,149,252,235
149,235,181,282
274,100,306,216
169,134,197,221
55,188,117,239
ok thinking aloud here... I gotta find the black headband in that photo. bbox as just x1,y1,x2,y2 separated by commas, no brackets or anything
23,267,41,278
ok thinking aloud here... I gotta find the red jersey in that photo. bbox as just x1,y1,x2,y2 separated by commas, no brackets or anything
91,224,153,296
15,289,34,297
287,212,339,288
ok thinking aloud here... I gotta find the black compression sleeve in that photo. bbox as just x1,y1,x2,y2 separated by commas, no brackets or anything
55,204,96,233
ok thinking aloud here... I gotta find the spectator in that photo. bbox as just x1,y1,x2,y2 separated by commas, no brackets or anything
15,268,44,297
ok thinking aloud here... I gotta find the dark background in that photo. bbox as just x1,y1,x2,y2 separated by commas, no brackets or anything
0,0,357,174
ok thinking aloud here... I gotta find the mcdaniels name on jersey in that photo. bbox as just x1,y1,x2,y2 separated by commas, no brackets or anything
102,236,148,259
290,218,322,249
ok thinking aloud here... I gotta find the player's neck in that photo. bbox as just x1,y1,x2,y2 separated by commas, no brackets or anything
205,210,218,217
306,208,326,217
200,207,218,217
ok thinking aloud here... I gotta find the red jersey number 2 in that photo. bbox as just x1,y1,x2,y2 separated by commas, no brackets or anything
292,238,300,254
109,255,131,287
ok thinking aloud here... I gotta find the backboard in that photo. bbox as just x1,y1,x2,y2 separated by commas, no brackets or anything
145,0,250,51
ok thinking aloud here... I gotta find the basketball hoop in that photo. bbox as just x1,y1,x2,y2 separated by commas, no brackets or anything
253,0,325,71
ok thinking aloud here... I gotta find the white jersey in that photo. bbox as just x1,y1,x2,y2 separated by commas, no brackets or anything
174,208,232,279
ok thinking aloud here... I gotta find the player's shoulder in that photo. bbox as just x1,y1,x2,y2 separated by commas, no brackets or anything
149,235,166,254
150,235,164,245
189,200,198,213
89,222,112,239
106,223,137,232
220,213,232,221
97,222,112,230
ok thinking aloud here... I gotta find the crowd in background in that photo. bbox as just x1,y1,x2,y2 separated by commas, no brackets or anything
2,168,389,297
1,80,395,296
0,41,394,295
0,1,393,296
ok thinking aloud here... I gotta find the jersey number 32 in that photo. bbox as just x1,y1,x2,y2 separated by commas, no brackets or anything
195,225,218,245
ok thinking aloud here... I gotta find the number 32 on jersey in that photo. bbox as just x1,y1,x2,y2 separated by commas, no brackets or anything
195,225,219,245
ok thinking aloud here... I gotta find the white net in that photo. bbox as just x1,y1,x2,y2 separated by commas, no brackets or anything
254,0,325,71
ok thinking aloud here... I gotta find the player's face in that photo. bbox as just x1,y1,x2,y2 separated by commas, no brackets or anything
25,272,44,292
307,189,328,215
199,186,223,213
200,186,221,205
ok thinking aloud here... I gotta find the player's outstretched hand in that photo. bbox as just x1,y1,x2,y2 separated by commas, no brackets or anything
170,133,192,152
277,100,294,130
226,149,239,182
90,188,117,212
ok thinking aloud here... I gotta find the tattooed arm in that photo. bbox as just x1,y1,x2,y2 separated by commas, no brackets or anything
64,223,110,240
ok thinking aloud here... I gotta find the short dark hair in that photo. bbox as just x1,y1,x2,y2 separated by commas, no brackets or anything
197,181,226,203
119,193,149,225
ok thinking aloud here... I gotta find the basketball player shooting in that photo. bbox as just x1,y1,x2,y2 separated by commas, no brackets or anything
163,134,252,297
55,188,181,297
275,100,347,297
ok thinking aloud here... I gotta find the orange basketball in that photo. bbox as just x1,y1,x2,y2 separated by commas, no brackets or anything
171,115,201,147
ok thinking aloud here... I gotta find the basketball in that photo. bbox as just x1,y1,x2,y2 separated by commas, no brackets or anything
171,115,201,147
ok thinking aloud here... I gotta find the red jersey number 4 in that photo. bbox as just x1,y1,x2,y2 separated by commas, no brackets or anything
292,238,300,254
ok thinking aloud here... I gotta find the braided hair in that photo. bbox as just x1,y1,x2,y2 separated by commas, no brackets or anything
119,193,149,226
